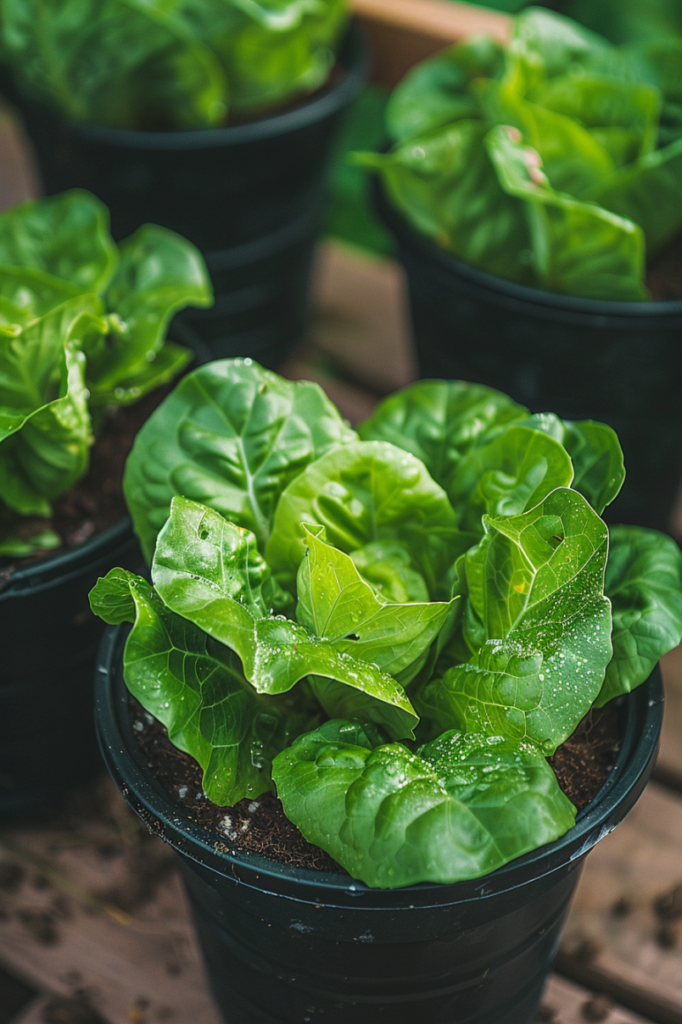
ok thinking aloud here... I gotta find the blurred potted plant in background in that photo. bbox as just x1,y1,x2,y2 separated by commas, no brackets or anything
357,6,682,533
0,0,367,368
0,188,212,819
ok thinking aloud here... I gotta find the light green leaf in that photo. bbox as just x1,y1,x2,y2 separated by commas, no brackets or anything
486,124,647,300
358,379,528,498
272,719,575,887
123,358,357,563
420,488,612,754
265,440,463,599
449,424,575,533
151,497,418,739
0,191,118,295
89,568,312,805
596,525,682,706
296,524,453,681
87,224,211,405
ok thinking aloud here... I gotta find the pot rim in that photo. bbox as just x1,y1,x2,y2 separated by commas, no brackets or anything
45,23,368,152
1,517,133,596
95,623,662,908
374,179,682,320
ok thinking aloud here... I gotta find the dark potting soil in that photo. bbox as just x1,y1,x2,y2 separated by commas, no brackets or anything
130,694,621,875
1,386,170,571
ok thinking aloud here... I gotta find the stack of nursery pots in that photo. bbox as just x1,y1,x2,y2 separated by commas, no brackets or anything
0,188,213,819
91,358,682,1024
0,1,368,369
361,6,682,533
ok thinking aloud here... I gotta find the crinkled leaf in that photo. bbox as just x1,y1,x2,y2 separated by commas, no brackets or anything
89,568,314,805
358,379,528,498
420,488,612,754
511,8,611,82
0,191,118,295
265,440,462,599
86,225,211,405
519,413,625,514
296,524,453,682
486,124,647,300
0,264,82,320
123,358,357,562
596,525,682,706
272,719,575,887
449,425,574,533
151,498,417,739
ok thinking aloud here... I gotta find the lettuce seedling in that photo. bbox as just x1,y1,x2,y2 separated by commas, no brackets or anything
90,360,682,887
356,7,682,300
0,189,212,556
0,0,349,130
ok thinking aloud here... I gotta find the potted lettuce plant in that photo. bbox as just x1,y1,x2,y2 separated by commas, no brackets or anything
0,188,212,818
91,358,682,1023
357,6,682,533
0,0,367,368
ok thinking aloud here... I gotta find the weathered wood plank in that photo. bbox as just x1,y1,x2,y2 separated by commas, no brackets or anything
0,108,37,211
352,0,510,86
543,975,654,1024
658,646,682,790
0,785,221,1024
559,781,682,1024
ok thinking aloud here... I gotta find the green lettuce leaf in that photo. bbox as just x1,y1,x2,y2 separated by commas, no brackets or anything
420,488,612,754
89,568,313,805
85,224,212,405
151,497,418,739
486,124,647,300
355,121,535,284
0,191,118,295
596,525,682,706
123,358,357,562
0,299,97,516
272,718,575,887
296,524,453,683
0,265,83,321
385,35,504,144
448,424,575,533
265,440,462,599
358,379,528,497
588,137,682,258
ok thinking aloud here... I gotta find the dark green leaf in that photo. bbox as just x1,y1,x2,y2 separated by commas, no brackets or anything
596,525,682,706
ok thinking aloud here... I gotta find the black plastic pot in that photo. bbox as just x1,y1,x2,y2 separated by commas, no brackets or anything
11,27,368,369
376,186,682,533
0,520,139,820
96,624,662,1024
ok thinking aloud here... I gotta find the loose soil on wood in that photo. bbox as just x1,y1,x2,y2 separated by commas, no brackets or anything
131,694,621,874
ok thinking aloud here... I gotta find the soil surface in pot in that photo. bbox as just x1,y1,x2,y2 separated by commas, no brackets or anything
0,386,170,573
130,695,621,874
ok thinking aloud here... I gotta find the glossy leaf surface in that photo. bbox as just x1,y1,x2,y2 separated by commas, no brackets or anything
421,488,612,753
272,719,575,887
90,568,312,805
596,525,682,706
152,498,418,739
265,440,462,598
124,358,357,562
